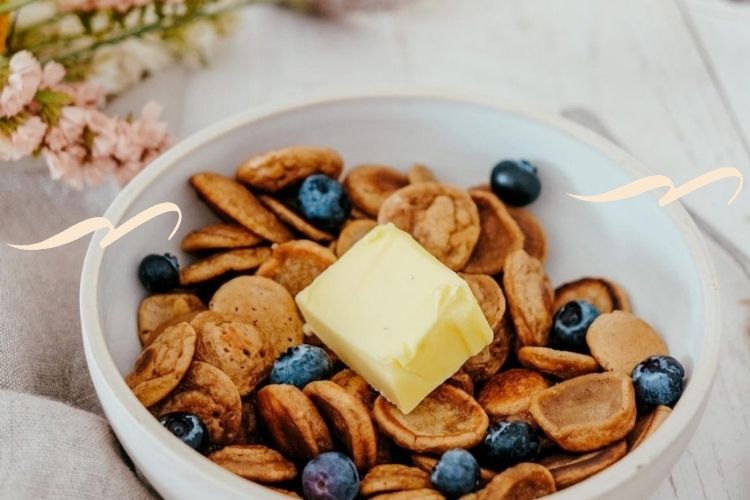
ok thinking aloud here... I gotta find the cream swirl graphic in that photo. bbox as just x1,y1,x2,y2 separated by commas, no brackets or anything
568,167,744,206
6,167,744,252
7,202,182,250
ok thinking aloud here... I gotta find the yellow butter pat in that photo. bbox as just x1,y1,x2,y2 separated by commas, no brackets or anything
295,223,492,413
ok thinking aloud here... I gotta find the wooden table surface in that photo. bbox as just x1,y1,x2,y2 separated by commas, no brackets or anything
112,1,750,497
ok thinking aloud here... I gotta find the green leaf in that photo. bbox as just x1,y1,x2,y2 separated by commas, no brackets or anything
35,88,74,106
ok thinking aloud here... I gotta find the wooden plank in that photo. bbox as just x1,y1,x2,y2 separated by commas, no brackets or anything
682,0,750,148
651,238,750,500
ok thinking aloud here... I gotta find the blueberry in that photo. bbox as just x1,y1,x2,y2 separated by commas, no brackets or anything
490,160,542,206
158,412,208,453
631,355,685,408
138,253,179,292
431,448,480,498
270,344,332,388
301,452,359,500
483,420,540,468
298,174,351,232
551,300,600,352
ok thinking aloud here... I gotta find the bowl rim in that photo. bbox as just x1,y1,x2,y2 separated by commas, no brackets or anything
80,91,721,499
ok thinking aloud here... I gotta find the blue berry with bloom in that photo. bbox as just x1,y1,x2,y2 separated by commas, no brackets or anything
301,452,359,500
431,448,480,497
270,344,333,388
631,355,685,407
298,174,351,232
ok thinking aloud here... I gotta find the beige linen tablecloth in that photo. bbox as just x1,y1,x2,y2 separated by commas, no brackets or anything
0,162,155,499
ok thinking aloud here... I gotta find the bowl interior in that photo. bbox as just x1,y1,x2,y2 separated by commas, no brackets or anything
89,96,712,498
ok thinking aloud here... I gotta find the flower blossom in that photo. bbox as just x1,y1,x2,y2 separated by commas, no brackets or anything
41,60,106,108
113,102,173,185
0,115,47,161
43,102,172,190
0,48,172,189
0,51,43,118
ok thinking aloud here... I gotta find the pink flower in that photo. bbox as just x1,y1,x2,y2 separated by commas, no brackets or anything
0,51,43,118
0,48,174,189
42,106,115,190
40,102,171,189
70,82,106,108
86,109,118,157
41,61,66,88
45,146,115,190
0,115,47,161
112,101,172,185
44,106,87,151
40,60,106,109
130,101,171,151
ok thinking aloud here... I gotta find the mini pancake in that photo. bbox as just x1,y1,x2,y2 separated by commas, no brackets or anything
507,207,548,263
153,361,243,444
372,384,489,453
477,368,550,420
370,489,445,500
147,311,204,347
179,248,271,286
303,380,378,471
209,276,304,356
343,164,409,216
462,316,512,383
125,322,197,407
445,370,475,396
335,219,378,256
529,372,636,452
586,311,668,374
378,183,481,271
138,293,205,346
538,439,627,488
360,464,431,496
460,273,506,331
553,277,630,314
502,249,554,347
411,454,497,486
408,164,437,184
190,172,293,242
476,462,556,500
181,223,263,253
627,405,671,450
236,146,343,192
331,368,378,408
208,445,297,483
517,347,600,380
256,384,334,461
463,190,525,275
258,194,334,242
256,240,337,296
191,313,273,396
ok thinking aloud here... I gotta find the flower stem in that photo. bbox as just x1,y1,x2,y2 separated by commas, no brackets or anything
45,0,259,63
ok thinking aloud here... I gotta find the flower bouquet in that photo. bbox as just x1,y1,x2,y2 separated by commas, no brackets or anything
0,0,404,189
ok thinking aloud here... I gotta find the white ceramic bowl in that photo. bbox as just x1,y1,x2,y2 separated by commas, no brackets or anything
80,94,720,500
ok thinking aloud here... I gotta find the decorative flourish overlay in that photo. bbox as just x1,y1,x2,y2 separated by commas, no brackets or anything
6,168,744,252
7,202,182,250
568,167,744,206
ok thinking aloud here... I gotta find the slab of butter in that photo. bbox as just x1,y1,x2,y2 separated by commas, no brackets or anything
295,223,493,413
